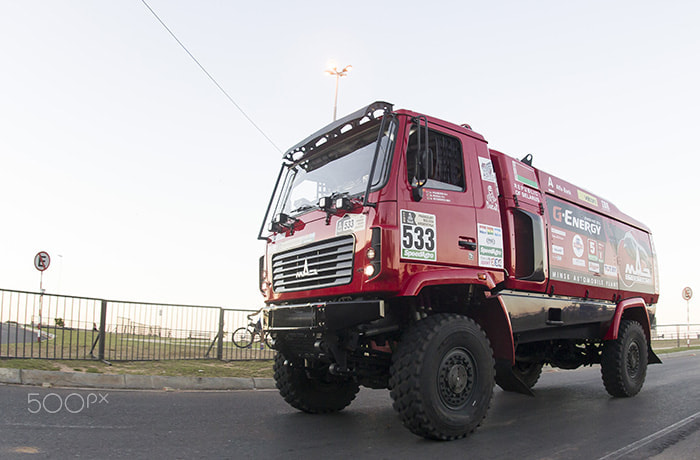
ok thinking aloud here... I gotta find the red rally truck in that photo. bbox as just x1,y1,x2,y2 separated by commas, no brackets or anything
258,101,660,440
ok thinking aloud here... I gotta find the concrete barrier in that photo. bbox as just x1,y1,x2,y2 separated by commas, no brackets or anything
0,367,21,384
0,367,275,391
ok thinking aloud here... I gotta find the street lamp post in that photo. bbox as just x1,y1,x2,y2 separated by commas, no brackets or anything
325,64,352,121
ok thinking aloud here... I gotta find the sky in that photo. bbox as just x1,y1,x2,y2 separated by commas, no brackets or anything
1,1,699,325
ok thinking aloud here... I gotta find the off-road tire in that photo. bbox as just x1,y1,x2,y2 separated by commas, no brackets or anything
273,353,359,413
496,361,543,392
388,314,495,440
601,319,648,397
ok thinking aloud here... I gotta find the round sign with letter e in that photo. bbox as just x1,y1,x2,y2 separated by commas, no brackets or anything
34,251,50,272
682,286,693,301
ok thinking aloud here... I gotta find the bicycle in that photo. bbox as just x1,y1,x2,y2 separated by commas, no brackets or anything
232,309,272,349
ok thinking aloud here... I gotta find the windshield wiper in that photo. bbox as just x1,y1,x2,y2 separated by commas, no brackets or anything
289,204,316,215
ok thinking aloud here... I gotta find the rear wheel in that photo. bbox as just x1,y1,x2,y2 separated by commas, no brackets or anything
232,327,253,348
263,332,273,348
389,314,495,440
601,319,648,397
273,353,359,413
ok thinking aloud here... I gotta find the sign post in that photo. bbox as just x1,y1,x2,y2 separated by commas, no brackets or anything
682,287,693,348
34,252,50,336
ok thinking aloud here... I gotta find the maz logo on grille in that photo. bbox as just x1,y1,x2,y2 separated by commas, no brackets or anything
294,259,319,279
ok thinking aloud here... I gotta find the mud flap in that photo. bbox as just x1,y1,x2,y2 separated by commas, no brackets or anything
494,359,535,396
648,346,662,364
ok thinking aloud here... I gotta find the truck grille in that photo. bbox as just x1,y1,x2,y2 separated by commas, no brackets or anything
272,235,355,292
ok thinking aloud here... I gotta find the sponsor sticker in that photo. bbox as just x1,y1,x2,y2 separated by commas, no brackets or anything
485,185,499,212
547,176,573,196
552,203,603,237
400,210,437,261
618,231,653,288
479,157,497,183
577,189,599,207
335,214,366,236
478,224,504,269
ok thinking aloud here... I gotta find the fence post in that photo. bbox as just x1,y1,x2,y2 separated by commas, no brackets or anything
98,299,107,360
217,308,224,360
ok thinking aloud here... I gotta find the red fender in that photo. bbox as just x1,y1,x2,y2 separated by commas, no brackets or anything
470,295,515,365
604,297,652,342
401,269,502,297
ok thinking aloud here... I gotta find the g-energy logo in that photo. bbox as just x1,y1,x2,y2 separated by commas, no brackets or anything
552,205,602,236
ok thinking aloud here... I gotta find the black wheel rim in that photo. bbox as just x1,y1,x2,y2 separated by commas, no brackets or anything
437,347,476,410
626,341,641,379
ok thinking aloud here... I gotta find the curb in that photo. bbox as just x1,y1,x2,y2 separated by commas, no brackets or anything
0,368,276,391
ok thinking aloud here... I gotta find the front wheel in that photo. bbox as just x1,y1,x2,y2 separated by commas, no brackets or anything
232,327,253,348
273,353,359,413
389,314,495,441
601,319,648,397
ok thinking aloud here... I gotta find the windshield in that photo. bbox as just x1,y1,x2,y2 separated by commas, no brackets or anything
271,117,396,220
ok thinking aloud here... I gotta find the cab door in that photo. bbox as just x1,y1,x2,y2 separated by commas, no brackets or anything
397,120,480,269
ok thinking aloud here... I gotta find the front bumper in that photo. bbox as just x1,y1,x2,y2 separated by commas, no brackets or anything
264,299,385,332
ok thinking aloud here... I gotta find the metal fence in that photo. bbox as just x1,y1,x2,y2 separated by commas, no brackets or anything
4,287,696,362
652,323,700,349
0,288,273,361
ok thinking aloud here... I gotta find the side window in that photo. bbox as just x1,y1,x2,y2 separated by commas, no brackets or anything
406,127,465,191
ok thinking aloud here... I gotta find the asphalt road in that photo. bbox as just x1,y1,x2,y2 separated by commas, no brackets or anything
0,352,698,459
0,323,42,344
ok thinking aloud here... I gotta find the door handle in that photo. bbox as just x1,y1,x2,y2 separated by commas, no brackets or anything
459,240,477,250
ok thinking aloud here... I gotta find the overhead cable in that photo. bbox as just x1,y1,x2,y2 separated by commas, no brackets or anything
141,0,282,153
